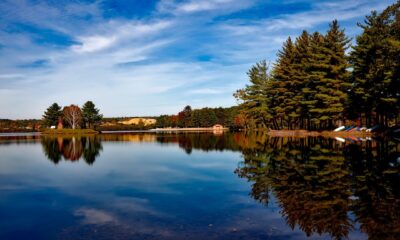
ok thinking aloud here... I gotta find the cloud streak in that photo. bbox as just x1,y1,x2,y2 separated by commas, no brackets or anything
0,0,396,118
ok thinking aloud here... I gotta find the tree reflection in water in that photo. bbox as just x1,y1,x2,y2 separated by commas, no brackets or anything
38,132,400,239
41,136,103,165
234,135,399,240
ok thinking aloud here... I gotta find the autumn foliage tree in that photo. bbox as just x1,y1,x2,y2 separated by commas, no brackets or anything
63,105,83,129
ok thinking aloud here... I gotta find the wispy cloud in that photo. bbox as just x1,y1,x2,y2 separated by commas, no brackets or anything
0,0,396,118
71,20,172,53
176,0,235,13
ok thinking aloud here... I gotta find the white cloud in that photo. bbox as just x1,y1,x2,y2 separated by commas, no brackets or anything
177,0,234,13
157,0,254,15
0,0,396,118
0,73,25,79
71,20,172,53
72,35,117,53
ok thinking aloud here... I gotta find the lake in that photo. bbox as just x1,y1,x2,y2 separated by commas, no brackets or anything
0,132,398,240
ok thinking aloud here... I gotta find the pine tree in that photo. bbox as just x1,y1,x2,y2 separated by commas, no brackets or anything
322,20,351,127
302,32,324,129
271,37,299,129
350,2,400,127
234,60,274,129
82,101,103,129
293,31,314,129
178,105,192,127
43,103,62,127
308,21,351,129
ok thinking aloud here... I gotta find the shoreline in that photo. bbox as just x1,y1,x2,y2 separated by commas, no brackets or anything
41,129,99,135
149,127,229,132
0,128,384,138
266,129,374,138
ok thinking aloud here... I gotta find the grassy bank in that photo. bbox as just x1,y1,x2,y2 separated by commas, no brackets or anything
41,129,99,135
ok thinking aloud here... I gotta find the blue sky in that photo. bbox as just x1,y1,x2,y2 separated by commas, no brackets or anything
0,0,396,119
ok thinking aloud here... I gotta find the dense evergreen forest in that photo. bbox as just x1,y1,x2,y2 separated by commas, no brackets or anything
235,2,400,130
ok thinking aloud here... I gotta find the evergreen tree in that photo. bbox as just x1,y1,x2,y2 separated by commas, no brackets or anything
301,31,323,129
82,101,103,128
321,20,351,127
307,21,350,129
43,103,62,127
271,37,299,129
178,105,193,127
293,31,313,129
350,2,400,127
234,2,399,130
234,60,273,129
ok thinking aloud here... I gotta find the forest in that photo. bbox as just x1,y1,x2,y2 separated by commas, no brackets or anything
155,105,243,129
235,2,400,130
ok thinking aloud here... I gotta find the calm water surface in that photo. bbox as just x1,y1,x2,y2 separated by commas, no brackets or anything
0,132,399,240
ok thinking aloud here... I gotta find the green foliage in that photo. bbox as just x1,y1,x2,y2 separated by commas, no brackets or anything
0,119,42,132
236,1,400,130
349,2,400,127
156,106,239,129
43,103,62,127
178,105,193,127
82,101,103,129
234,60,274,129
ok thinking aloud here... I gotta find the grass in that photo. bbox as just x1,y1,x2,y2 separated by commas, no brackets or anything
41,128,99,135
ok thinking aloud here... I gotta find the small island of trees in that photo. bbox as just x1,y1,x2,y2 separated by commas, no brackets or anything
42,101,103,133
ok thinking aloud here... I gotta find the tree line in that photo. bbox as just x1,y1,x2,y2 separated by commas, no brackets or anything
235,2,400,130
43,101,103,129
155,105,243,129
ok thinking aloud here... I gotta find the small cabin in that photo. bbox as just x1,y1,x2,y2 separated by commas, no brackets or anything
212,124,224,130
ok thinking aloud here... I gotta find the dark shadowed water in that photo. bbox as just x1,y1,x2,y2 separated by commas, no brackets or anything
0,132,399,240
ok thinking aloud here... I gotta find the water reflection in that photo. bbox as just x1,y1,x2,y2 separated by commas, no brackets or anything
1,132,398,239
235,135,400,239
155,133,240,153
41,136,103,164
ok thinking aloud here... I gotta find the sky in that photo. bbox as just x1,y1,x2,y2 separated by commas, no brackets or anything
0,0,397,119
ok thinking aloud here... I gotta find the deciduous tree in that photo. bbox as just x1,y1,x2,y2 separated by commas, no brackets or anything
63,105,82,129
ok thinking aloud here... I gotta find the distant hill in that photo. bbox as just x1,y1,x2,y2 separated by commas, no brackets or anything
118,118,156,126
